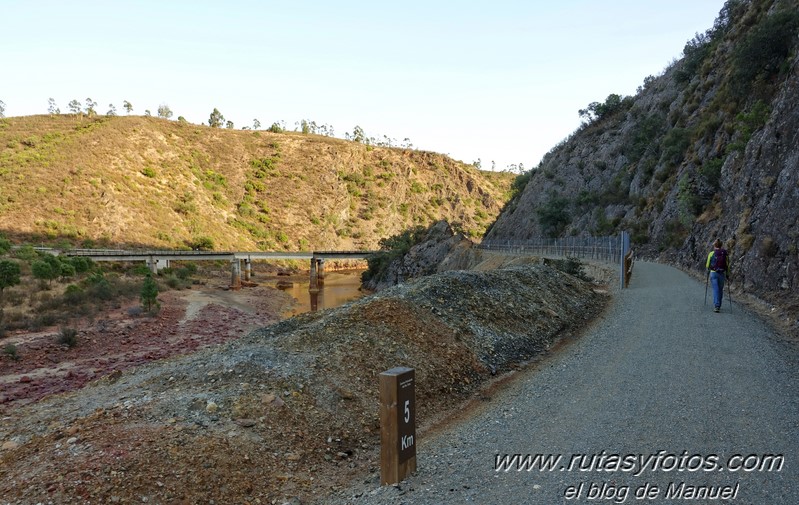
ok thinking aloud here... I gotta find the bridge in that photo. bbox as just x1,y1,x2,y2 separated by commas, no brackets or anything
56,248,376,291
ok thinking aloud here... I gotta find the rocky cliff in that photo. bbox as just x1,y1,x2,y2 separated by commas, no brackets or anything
486,0,799,324
362,220,477,291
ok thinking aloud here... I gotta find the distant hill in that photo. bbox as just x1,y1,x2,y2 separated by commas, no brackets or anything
0,115,513,251
486,0,799,318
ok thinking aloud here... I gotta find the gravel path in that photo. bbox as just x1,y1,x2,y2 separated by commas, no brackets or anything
325,261,799,504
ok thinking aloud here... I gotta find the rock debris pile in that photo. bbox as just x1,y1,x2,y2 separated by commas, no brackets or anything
0,264,607,504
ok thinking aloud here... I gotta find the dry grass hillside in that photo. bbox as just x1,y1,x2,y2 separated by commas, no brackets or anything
0,115,514,250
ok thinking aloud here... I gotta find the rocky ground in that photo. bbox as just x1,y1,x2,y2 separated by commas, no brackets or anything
1,280,294,412
0,262,610,504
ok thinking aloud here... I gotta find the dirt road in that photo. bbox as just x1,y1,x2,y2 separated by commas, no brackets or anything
327,261,799,504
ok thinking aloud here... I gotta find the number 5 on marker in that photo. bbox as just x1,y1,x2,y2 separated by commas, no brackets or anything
404,400,410,423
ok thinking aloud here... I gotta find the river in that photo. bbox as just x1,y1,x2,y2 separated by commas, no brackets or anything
266,269,369,317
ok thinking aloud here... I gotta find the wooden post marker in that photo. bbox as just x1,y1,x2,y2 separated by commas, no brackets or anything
379,367,416,485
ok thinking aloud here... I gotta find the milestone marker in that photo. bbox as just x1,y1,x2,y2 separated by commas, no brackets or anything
379,367,416,484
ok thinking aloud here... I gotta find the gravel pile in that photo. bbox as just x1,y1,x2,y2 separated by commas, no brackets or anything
0,264,607,504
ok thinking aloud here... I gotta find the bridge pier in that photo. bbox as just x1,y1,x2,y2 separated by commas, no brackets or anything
230,259,242,290
317,259,325,282
147,257,171,274
244,259,252,281
309,258,320,293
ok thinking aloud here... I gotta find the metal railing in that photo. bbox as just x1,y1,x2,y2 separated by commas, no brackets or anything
478,235,623,262
478,232,633,289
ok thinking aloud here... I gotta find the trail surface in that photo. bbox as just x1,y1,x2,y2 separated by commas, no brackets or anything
327,261,799,504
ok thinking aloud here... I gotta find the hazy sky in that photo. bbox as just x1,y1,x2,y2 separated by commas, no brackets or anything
2,0,724,170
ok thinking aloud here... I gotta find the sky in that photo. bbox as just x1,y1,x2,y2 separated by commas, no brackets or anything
2,0,725,171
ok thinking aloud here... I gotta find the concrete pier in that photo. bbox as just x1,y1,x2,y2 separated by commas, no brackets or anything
317,259,325,283
309,258,320,293
230,259,242,290
244,259,252,281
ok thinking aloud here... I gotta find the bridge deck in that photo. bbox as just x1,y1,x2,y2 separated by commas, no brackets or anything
61,249,376,262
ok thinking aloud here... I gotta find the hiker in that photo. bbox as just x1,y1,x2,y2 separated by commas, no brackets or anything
706,239,730,313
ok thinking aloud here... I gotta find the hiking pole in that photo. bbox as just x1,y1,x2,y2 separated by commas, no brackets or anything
704,271,709,306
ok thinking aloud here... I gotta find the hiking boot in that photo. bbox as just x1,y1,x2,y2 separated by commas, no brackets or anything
714,307,720,313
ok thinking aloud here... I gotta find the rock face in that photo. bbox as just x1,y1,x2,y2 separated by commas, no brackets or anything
486,0,799,322
363,220,476,291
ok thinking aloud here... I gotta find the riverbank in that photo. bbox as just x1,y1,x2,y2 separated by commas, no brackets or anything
0,262,610,504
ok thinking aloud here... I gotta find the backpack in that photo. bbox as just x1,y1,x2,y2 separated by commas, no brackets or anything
710,249,727,271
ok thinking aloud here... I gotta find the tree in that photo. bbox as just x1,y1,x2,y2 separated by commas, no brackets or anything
123,100,133,114
268,122,284,133
107,104,117,116
578,93,624,124
31,259,59,286
253,118,261,130
0,99,5,118
47,98,59,115
157,103,173,119
85,97,97,116
351,125,366,143
0,260,21,295
226,120,234,129
140,273,159,312
60,262,76,279
208,108,225,127
177,116,187,123
68,99,82,114
144,109,152,116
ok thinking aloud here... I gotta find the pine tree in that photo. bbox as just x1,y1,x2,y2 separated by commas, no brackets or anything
140,273,159,312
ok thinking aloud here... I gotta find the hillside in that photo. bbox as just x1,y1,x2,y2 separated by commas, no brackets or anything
0,115,513,250
486,0,799,322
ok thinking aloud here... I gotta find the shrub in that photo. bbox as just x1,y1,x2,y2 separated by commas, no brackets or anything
362,225,427,284
0,236,11,255
550,257,591,282
13,245,38,262
730,10,799,98
699,157,724,190
141,167,157,178
578,93,626,123
63,284,86,305
677,176,703,224
175,263,197,280
510,171,532,199
661,127,692,166
189,236,214,250
60,262,76,279
86,272,114,300
69,256,92,273
409,181,425,194
164,275,182,289
58,327,78,348
536,196,571,238
3,343,19,361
